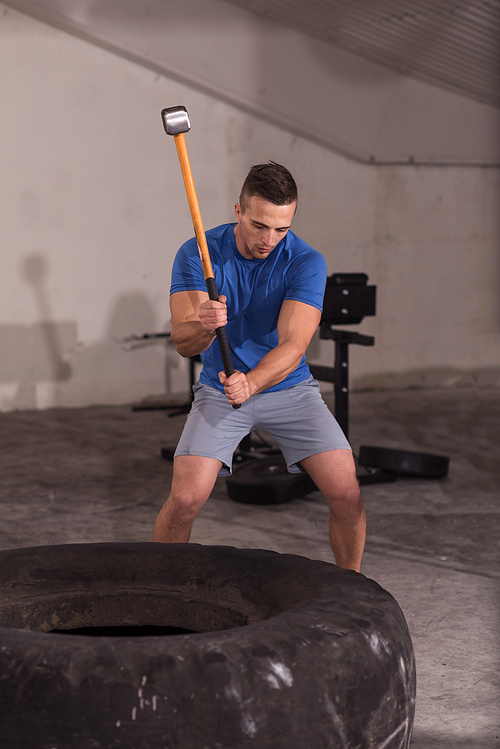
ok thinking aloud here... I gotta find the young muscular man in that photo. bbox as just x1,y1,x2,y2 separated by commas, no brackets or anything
153,162,366,572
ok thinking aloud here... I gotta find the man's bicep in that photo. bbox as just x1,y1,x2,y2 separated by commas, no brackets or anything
277,299,321,348
170,290,209,325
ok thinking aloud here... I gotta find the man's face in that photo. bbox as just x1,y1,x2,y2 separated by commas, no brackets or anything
234,196,296,260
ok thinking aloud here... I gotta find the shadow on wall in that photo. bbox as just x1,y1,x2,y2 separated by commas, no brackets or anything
0,321,77,410
0,254,171,411
74,292,173,406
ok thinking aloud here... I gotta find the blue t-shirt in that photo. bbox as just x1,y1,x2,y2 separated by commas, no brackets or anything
170,223,327,393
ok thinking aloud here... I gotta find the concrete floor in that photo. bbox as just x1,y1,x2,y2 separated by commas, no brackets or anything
1,387,499,748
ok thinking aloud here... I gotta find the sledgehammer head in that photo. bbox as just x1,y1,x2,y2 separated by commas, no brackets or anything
162,105,191,136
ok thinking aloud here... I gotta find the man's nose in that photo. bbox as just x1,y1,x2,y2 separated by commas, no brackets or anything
262,230,275,247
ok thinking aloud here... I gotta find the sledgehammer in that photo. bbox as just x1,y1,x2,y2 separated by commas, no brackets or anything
161,105,239,408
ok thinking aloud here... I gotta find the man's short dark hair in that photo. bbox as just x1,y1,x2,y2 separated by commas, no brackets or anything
239,162,298,212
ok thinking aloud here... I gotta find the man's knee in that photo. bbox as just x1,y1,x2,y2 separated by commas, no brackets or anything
326,481,364,518
166,488,206,525
166,455,221,524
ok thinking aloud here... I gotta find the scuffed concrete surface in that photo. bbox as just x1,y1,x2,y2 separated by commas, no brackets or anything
0,387,499,747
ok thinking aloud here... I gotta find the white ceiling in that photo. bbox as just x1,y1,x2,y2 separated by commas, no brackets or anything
3,0,500,163
222,0,500,109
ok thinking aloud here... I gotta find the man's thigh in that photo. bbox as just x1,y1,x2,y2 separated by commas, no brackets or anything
174,382,256,475
171,454,224,501
253,377,351,473
300,449,359,497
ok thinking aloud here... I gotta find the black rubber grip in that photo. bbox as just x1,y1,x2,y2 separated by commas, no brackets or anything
205,276,240,409
205,276,219,302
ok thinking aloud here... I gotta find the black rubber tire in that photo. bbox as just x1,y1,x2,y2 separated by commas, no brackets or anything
0,543,415,749
358,444,450,478
226,455,316,504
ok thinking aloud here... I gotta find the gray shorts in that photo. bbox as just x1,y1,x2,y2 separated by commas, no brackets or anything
174,375,351,476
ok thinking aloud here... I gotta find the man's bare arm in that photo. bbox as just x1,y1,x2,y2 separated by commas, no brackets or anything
220,299,321,404
170,290,227,358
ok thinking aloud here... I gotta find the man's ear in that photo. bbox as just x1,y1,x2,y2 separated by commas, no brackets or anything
234,203,242,222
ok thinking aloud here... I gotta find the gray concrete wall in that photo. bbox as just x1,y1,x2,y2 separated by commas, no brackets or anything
1,3,499,411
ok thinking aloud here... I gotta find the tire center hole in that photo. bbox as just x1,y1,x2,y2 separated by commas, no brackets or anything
50,624,197,637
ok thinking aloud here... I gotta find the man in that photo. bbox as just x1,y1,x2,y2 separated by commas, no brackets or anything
153,162,366,572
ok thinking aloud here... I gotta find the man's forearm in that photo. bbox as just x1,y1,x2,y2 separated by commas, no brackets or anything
243,298,320,397
245,339,305,395
171,321,216,358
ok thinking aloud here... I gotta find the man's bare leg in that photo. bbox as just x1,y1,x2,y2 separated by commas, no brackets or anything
153,455,223,543
301,449,366,572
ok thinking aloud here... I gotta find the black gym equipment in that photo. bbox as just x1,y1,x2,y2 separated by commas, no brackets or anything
358,445,450,479
308,272,376,442
307,272,402,486
227,454,316,505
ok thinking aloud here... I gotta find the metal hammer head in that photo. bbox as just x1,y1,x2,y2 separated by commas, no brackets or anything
161,106,191,136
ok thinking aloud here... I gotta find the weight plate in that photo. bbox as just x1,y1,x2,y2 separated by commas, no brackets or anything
358,445,449,479
226,456,316,504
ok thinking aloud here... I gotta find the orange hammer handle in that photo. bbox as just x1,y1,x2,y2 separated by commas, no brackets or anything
172,132,239,406
173,133,214,281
